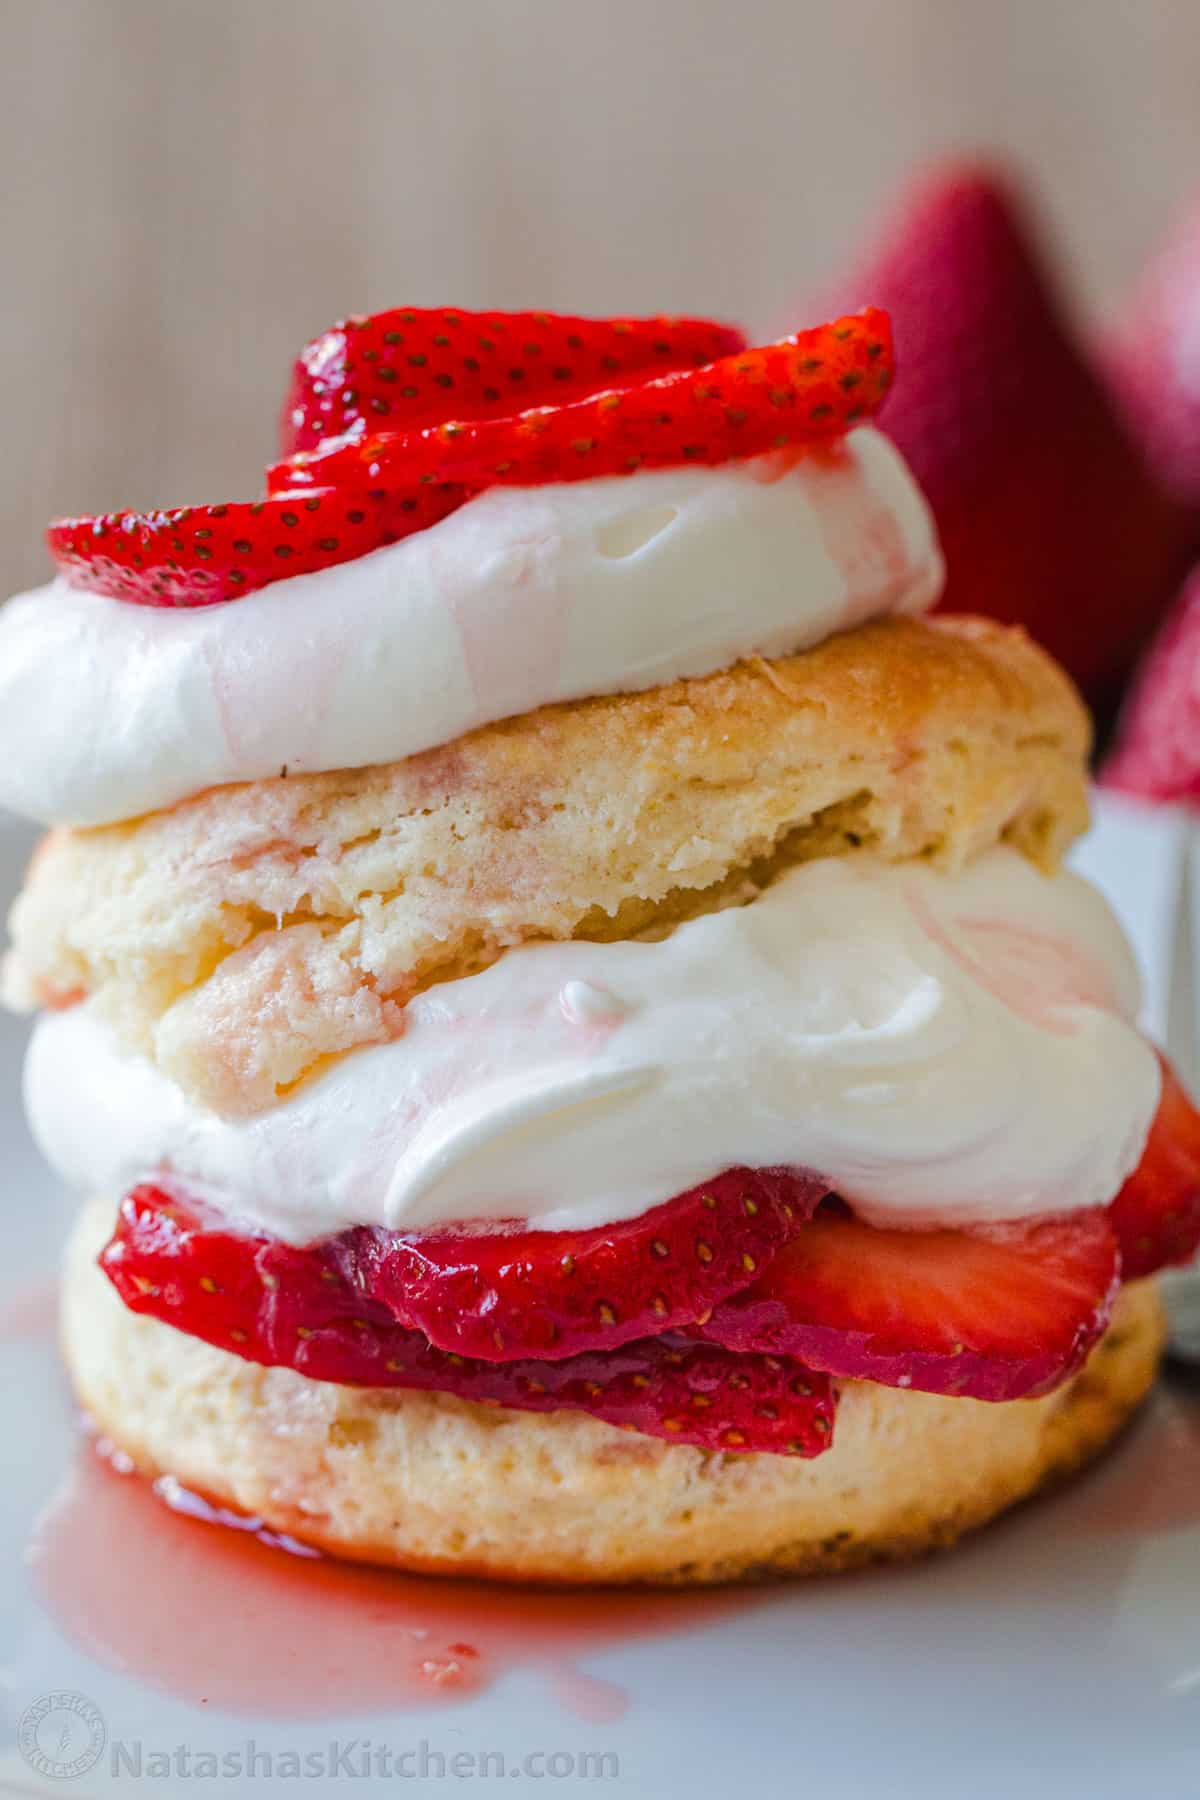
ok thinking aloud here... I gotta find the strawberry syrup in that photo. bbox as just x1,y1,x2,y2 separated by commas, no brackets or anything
27,1440,742,1721
1,1275,743,1721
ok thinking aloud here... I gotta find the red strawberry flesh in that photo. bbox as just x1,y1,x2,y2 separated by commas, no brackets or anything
1107,1053,1200,1277
346,1167,826,1360
281,307,748,456
696,1206,1120,1401
46,485,466,609
100,1186,836,1457
270,308,894,495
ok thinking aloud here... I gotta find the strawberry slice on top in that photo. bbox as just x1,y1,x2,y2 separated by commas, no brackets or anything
696,1205,1120,1402
102,1185,837,1458
281,307,747,455
46,485,465,610
270,307,894,494
46,308,894,609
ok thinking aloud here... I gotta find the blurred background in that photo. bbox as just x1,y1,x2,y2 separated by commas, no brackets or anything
2,0,1199,602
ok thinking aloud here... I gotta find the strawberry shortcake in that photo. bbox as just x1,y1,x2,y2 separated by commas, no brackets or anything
2,306,1195,1582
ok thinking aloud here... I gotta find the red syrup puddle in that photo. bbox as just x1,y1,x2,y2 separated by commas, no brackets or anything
0,1276,58,1343
28,1442,746,1721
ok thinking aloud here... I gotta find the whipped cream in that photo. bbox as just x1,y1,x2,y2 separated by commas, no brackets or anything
0,428,940,827
26,848,1159,1245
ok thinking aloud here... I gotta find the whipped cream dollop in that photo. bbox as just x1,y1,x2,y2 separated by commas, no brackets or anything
0,428,940,827
26,848,1159,1245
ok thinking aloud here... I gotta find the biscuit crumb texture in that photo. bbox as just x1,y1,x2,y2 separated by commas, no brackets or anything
9,617,1089,1114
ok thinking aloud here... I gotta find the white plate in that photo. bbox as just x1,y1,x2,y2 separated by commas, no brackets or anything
1,804,1198,1800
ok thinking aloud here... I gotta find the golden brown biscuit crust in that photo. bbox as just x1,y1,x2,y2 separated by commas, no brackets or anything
8,616,1090,1114
63,1200,1159,1586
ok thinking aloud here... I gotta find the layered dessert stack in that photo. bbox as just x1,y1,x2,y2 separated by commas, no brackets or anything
3,305,1198,1582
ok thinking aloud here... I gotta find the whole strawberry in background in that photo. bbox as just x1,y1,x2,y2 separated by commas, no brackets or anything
1105,192,1200,512
1103,563,1200,803
810,163,1198,711
1101,193,1200,803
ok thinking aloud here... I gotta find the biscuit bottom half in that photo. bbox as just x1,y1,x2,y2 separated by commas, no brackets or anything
63,1199,1164,1585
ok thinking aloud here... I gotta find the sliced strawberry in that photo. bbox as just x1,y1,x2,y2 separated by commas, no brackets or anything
1103,564,1200,803
1108,1054,1200,1277
53,311,890,609
101,1186,836,1457
1104,191,1200,510
46,484,465,608
811,162,1192,707
268,308,895,495
281,307,747,456
696,1205,1120,1401
346,1167,827,1361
